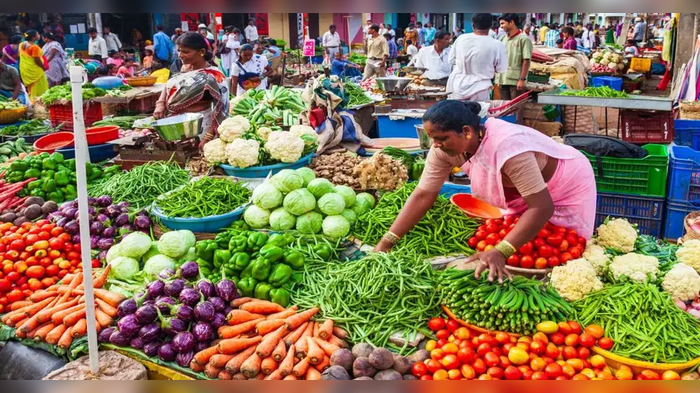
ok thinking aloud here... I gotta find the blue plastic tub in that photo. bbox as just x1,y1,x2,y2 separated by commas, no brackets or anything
377,116,423,138
674,119,700,151
151,204,248,233
440,183,472,198
591,76,623,91
663,200,700,241
57,143,118,163
219,153,315,179
667,143,700,204
0,132,48,144
595,192,665,237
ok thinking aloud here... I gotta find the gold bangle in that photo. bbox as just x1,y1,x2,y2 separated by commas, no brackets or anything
383,231,400,245
495,240,517,259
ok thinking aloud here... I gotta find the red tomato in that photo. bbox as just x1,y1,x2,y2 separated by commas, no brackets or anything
518,242,534,255
441,354,460,370
41,277,55,287
91,259,102,268
538,245,553,258
545,343,560,359
48,250,61,259
485,233,500,246
547,256,561,268
578,237,587,248
477,342,492,357
503,365,522,380
545,235,563,247
468,237,479,248
534,257,548,269
428,318,446,332
58,233,71,243
436,329,451,340
9,239,26,251
537,228,551,239
565,234,579,246
498,229,509,239
562,346,578,360
569,247,582,259
475,231,488,240
419,375,433,380
477,241,487,252
28,278,43,291
25,234,39,245
484,352,500,367
411,362,428,377
487,367,503,379
66,251,80,261
425,359,442,374
579,333,596,348
564,334,579,346
568,321,582,334
531,371,549,380
559,252,574,263
5,250,19,261
457,347,476,364
48,238,64,251
534,238,545,248
25,266,45,279
0,279,11,293
7,289,23,303
544,363,562,378
519,256,534,269
507,254,520,267
446,319,460,333
37,232,51,241
5,271,19,283
529,340,545,355
559,240,570,252
577,347,591,360
597,337,614,350
472,358,487,374
486,223,500,234
436,338,448,348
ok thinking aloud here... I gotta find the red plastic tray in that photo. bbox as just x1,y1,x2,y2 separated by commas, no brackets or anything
86,125,119,145
33,132,74,153
49,102,103,132
620,109,674,144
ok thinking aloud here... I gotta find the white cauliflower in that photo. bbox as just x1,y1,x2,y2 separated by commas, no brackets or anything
582,242,611,275
617,63,625,70
676,239,700,273
265,131,304,163
592,51,603,60
202,138,227,165
596,219,638,253
609,253,660,283
600,58,610,66
256,126,274,142
612,54,622,63
608,62,618,70
289,125,316,138
662,263,700,302
550,258,604,301
603,52,611,60
225,138,260,168
219,115,251,142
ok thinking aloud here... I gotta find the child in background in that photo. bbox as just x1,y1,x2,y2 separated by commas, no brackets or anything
150,60,170,83
106,50,124,68
117,58,136,79
556,39,564,49
142,49,153,69
106,64,118,76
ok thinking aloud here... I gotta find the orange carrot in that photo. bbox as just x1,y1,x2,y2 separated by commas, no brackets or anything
278,344,296,377
232,373,246,380
240,301,285,315
204,363,222,379
256,373,266,380
57,326,74,349
217,336,263,355
283,375,297,380
312,321,319,337
232,297,253,307
332,326,349,340
45,324,67,345
272,340,286,362
23,296,59,318
328,335,349,348
240,353,262,378
10,300,33,311
295,323,314,358
284,307,319,330
29,291,59,303
292,356,311,377
26,321,50,339
218,318,265,339
224,346,257,374
189,361,205,373
283,322,308,347
92,265,110,288
305,367,321,380
256,319,286,336
94,298,118,318
256,325,289,358
261,357,278,375
218,370,233,380
264,368,283,380
92,288,126,308
265,308,297,321
306,336,324,364
33,323,55,342
6,313,29,327
51,303,84,325
71,319,87,338
94,308,114,328
315,319,333,340
36,297,79,323
193,345,221,366
209,354,235,369
314,354,330,372
17,315,41,334
314,337,340,357
56,273,83,304
227,310,265,325
63,305,87,326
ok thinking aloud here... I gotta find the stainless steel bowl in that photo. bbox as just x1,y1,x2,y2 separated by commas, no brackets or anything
403,66,427,76
415,124,432,150
153,113,204,141
375,77,413,93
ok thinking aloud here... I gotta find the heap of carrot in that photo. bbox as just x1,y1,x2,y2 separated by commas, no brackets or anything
190,298,349,380
0,176,36,211
0,265,126,351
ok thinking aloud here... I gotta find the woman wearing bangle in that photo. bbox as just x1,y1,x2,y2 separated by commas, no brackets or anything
374,100,597,283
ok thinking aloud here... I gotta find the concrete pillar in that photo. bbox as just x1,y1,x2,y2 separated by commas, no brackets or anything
674,13,700,79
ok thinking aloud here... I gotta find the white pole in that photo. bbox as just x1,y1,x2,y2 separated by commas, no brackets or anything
70,65,100,374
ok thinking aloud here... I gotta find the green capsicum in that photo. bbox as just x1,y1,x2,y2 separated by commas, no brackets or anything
270,288,291,307
41,179,56,193
195,240,218,262
41,170,55,180
410,158,425,181
63,185,77,200
268,264,293,287
259,245,284,262
10,160,28,172
240,262,254,279
24,168,41,179
230,252,251,271
30,189,45,198
230,221,250,230
254,283,272,301
229,235,248,253
265,234,288,248
47,190,64,203
283,250,305,270
313,244,333,261
213,249,232,269
64,158,76,170
89,166,103,180
238,277,257,297
49,152,64,164
54,171,70,186
27,180,42,191
42,157,56,170
251,258,271,281
247,232,269,251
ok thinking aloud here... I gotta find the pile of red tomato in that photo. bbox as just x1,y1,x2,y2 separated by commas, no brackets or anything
0,220,96,313
411,318,681,380
467,216,587,269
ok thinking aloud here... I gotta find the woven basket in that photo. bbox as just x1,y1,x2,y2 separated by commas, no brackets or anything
684,211,700,241
0,106,27,124
679,101,700,120
125,76,157,87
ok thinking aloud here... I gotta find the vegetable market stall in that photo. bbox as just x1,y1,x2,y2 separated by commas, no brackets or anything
91,84,165,115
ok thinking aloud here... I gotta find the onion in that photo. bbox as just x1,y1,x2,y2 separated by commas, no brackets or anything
674,298,687,311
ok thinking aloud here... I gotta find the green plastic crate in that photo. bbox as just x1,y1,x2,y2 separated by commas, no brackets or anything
581,144,669,197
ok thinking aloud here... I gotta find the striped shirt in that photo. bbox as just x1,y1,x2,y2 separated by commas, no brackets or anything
545,29,560,48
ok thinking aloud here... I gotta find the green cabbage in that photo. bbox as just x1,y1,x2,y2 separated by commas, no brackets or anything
269,208,296,231
283,189,317,216
334,185,356,208
270,169,304,193
351,197,373,217
157,231,190,258
356,192,376,208
307,178,335,199
179,230,196,250
322,215,350,239
295,167,316,187
105,243,122,264
119,232,153,259
318,193,346,216
143,254,176,278
179,247,197,265
340,209,357,226
252,183,283,209
244,205,271,228
108,256,140,280
141,242,160,263
296,211,323,234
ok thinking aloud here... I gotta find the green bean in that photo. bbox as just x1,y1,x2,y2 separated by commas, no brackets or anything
154,177,251,218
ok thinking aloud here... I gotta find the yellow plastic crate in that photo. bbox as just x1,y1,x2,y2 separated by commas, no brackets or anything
630,57,652,72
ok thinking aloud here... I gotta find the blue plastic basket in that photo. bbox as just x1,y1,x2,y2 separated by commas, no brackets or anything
440,183,472,198
674,119,700,151
667,143,700,204
591,76,623,91
57,143,118,162
151,204,248,233
595,192,665,237
219,153,315,178
663,200,700,241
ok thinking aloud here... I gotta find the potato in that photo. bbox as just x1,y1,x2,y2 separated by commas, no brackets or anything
351,343,374,359
353,377,372,380
407,349,430,364
330,348,354,372
392,355,411,374
321,365,350,380
682,371,699,380
352,357,377,378
368,347,394,371
374,369,402,380
402,374,418,380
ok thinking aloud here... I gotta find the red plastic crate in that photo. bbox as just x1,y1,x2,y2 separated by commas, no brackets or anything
620,109,674,144
49,102,103,132
126,94,159,113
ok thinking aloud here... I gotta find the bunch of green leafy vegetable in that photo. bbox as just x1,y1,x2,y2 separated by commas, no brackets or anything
40,84,107,105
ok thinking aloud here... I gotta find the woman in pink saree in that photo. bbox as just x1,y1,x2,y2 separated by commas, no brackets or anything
374,100,596,283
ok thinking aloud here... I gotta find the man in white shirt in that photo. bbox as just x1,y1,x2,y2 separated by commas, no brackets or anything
245,20,259,43
198,24,215,41
87,27,108,62
447,13,507,101
322,25,342,60
387,24,396,39
102,27,122,53
363,20,373,40
410,30,452,83
405,40,418,59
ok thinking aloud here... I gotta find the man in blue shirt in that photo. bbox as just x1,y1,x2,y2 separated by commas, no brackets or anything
424,22,437,45
153,25,173,66
545,24,561,48
385,33,398,62
416,22,426,47
330,51,362,77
